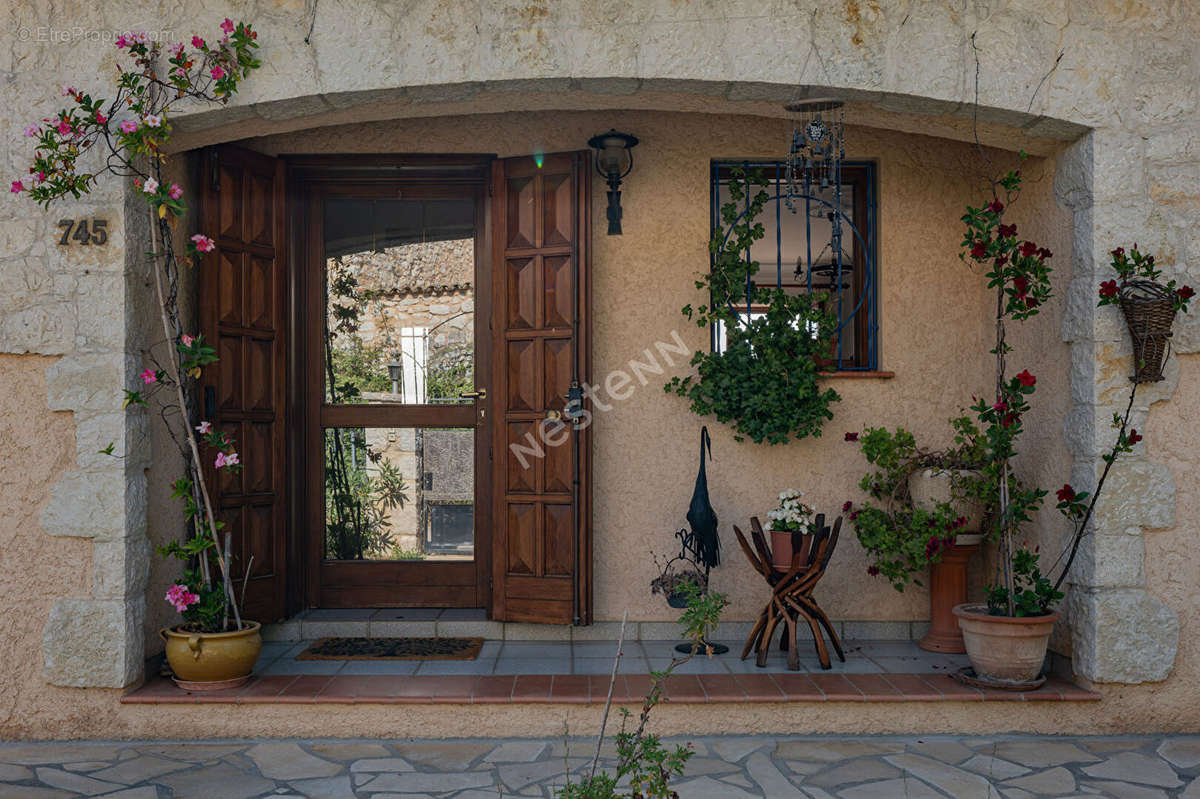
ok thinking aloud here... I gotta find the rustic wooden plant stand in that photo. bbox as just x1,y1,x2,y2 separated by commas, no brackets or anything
734,514,845,670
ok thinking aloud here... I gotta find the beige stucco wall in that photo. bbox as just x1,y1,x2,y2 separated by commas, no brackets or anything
244,109,1074,627
0,0,1197,738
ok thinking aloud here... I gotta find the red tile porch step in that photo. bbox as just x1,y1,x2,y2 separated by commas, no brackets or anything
122,672,1098,705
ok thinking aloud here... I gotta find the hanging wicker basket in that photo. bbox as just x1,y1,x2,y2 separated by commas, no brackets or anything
1118,279,1177,383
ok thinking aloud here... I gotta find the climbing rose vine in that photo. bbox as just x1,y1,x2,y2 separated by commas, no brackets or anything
15,20,262,633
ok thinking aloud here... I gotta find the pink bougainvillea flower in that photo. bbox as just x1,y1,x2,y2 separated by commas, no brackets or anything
142,177,159,194
220,17,236,33
140,368,157,385
180,334,194,347
23,123,39,137
169,41,185,57
215,451,240,469
191,234,215,252
210,65,226,80
165,584,199,613
191,34,206,49
114,34,130,48
992,400,1007,413
55,119,72,136
195,420,212,435
144,114,162,128
1015,370,1036,387
94,111,107,124
119,119,138,134
131,30,148,44
168,183,184,199
60,85,77,97
10,180,23,194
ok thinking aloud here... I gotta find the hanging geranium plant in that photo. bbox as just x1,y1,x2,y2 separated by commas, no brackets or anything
665,168,839,444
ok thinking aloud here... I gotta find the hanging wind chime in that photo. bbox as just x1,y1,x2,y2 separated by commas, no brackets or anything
784,99,849,285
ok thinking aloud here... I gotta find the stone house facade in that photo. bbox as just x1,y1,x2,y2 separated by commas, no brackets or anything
0,0,1196,739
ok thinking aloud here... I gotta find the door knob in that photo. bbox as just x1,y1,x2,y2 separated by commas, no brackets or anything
460,388,487,399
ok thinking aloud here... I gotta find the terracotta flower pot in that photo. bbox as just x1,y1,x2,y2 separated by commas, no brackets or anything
770,529,795,571
952,603,1058,684
160,621,262,691
918,540,980,654
908,468,986,533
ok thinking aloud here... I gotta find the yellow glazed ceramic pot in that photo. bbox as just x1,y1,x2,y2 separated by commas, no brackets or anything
159,621,262,690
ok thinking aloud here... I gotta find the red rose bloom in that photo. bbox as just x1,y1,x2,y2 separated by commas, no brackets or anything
1016,370,1036,387
1013,276,1029,293
998,223,1017,238
1111,247,1125,258
1056,484,1075,503
844,432,859,442
1018,241,1038,258
1128,429,1143,445
1099,280,1119,298
842,501,853,513
970,241,988,258
988,200,1004,213
867,565,880,577
1177,286,1195,301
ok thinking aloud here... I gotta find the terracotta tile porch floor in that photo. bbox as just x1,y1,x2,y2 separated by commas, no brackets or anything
123,639,1098,705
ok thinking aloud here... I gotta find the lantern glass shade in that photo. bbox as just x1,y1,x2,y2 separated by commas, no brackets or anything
588,130,638,178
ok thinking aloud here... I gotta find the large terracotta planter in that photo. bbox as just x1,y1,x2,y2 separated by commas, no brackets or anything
908,469,986,532
953,604,1057,684
160,621,262,690
918,539,980,653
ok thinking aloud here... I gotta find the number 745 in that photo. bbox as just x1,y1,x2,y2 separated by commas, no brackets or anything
57,218,108,246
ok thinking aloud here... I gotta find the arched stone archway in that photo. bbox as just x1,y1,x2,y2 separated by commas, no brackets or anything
17,3,1190,706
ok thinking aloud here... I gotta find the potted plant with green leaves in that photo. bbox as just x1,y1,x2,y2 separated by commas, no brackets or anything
14,20,265,689
949,167,1193,685
765,489,815,570
1099,244,1194,382
847,417,991,652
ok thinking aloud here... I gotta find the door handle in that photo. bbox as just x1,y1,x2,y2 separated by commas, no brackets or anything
460,389,487,400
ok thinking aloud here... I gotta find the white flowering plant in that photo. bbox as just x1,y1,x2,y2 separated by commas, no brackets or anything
767,489,814,533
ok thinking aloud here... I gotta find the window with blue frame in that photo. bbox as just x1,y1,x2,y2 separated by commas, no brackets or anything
710,161,878,371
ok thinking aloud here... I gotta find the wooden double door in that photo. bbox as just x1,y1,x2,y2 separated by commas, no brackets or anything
198,148,592,625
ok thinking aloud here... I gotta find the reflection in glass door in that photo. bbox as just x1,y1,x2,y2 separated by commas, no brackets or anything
306,180,488,608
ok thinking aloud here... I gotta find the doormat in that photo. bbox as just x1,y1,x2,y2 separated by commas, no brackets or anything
296,637,484,661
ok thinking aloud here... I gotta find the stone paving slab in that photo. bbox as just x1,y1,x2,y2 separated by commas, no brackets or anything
0,734,1195,797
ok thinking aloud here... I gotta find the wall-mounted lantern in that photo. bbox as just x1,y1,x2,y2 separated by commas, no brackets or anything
587,129,638,235
387,360,403,395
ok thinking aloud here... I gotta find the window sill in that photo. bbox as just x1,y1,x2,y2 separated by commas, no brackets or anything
819,370,895,379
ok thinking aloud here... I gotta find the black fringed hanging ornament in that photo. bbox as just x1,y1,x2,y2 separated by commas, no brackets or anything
685,426,720,570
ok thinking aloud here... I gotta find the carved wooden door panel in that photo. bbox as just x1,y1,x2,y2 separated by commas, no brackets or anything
490,152,592,624
198,145,288,623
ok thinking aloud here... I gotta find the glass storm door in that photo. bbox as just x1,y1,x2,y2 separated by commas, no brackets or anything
304,180,490,608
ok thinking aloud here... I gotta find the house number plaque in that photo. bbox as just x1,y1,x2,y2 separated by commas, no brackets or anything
56,218,109,246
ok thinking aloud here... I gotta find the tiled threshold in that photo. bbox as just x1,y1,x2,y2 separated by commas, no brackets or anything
123,670,1097,705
